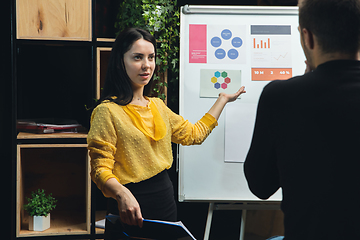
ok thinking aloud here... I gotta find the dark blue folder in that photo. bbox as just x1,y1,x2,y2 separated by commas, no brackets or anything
106,214,196,240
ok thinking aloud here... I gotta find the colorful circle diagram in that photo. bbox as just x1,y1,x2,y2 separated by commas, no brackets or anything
211,29,243,60
211,71,231,89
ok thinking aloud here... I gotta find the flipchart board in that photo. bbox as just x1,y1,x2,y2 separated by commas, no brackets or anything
178,5,305,202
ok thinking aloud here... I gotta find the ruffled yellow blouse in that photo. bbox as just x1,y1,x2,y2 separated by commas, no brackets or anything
122,100,167,141
87,97,218,196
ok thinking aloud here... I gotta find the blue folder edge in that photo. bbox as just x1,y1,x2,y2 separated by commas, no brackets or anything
104,214,196,240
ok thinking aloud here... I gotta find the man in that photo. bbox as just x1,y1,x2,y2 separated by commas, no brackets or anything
244,0,360,239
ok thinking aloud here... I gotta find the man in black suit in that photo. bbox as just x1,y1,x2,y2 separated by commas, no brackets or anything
244,0,360,239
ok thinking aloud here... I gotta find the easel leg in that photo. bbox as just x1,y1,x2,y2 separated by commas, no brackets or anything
203,202,214,240
239,208,247,240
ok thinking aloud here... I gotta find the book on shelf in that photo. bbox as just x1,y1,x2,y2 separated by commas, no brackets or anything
105,214,197,240
16,118,85,134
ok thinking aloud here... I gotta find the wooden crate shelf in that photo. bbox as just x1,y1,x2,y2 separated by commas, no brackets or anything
96,47,112,99
16,0,92,41
16,143,91,237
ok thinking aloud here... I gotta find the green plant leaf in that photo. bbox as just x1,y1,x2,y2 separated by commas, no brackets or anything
23,189,57,216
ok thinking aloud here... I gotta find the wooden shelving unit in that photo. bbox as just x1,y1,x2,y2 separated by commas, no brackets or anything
11,0,117,238
11,0,169,239
16,133,90,238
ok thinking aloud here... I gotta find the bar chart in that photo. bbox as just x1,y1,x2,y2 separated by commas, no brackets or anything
251,25,292,81
253,38,270,49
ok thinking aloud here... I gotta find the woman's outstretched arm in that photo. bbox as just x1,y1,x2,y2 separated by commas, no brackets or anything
207,86,246,120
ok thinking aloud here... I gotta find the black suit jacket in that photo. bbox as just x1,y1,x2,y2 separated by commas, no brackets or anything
244,60,360,240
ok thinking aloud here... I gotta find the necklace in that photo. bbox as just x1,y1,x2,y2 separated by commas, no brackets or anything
134,96,145,103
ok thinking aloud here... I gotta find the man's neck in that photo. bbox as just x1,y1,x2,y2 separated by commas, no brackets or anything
314,51,360,68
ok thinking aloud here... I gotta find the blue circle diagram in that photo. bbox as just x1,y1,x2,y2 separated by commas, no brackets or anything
215,49,226,59
212,29,243,60
221,29,232,40
232,37,243,48
227,49,239,60
211,37,222,48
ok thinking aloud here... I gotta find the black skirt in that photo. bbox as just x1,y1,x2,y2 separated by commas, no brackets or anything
104,170,177,240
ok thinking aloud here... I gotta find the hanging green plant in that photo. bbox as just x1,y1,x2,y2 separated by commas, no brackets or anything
115,0,180,102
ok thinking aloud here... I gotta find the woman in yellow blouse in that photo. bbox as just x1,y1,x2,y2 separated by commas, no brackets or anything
87,28,246,239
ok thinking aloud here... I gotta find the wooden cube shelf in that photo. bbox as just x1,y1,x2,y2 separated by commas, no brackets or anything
96,47,112,99
16,136,90,237
16,0,92,41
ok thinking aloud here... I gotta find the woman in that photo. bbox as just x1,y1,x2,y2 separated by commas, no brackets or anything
87,28,246,240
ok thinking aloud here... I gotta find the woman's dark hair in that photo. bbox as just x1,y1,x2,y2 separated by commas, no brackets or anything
100,28,157,106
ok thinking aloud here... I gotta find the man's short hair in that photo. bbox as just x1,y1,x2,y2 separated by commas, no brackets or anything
299,0,360,54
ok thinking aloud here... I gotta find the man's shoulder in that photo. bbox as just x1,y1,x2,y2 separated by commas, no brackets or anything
259,74,314,104
263,74,308,92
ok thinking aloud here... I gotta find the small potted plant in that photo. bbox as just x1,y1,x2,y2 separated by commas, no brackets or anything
23,189,57,231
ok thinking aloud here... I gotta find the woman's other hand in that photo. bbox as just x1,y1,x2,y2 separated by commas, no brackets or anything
207,86,246,120
219,86,246,103
103,178,143,227
116,185,143,227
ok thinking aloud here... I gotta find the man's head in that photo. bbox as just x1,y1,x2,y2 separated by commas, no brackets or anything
298,0,360,66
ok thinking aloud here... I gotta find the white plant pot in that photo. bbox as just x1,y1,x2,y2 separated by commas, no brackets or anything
29,213,51,231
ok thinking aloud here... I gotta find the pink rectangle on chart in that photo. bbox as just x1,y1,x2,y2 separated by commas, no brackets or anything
189,24,207,63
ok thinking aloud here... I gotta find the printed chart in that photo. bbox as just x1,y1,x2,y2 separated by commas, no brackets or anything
251,25,292,81
200,69,242,98
189,24,246,64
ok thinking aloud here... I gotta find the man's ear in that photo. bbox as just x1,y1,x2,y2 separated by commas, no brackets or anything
302,28,315,50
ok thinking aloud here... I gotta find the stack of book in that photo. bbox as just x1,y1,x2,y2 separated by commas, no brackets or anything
17,118,85,134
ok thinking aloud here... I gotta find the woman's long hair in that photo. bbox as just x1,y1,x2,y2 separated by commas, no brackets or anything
100,28,157,106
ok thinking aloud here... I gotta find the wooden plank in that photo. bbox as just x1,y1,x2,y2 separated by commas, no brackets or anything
16,145,22,237
96,38,115,42
18,144,87,148
19,211,88,237
85,151,91,233
16,0,92,41
17,132,88,139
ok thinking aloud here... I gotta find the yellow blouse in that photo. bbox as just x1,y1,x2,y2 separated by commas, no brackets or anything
87,97,218,196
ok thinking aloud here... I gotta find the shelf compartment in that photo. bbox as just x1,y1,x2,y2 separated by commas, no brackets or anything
16,0,92,41
95,210,106,234
16,45,93,129
16,144,91,237
96,47,112,99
